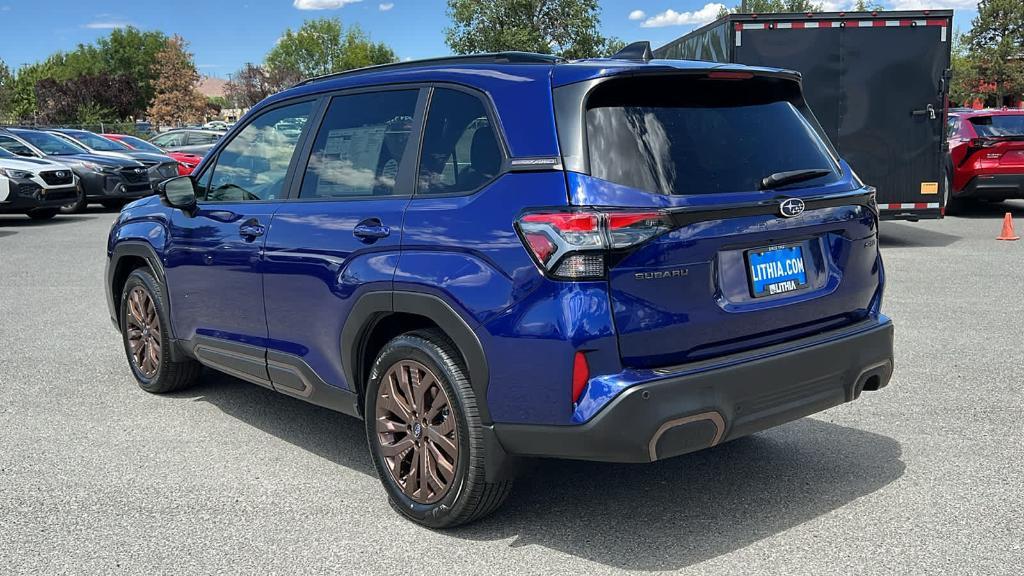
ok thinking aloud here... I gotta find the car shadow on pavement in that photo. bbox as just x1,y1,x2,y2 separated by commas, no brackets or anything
168,370,376,476
454,418,904,572
169,372,904,572
879,222,960,248
0,215,94,227
947,199,1024,219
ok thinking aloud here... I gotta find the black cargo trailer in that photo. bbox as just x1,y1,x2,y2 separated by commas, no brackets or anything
655,10,953,221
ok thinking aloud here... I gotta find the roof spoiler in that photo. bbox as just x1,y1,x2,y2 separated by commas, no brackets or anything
610,41,653,62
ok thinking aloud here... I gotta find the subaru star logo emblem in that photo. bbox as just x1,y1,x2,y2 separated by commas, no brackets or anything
135,168,146,174
779,198,806,218
55,171,66,178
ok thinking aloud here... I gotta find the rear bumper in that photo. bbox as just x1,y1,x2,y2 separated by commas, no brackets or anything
494,317,894,463
960,173,1024,199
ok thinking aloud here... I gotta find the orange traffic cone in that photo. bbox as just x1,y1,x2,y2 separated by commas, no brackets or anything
997,212,1020,241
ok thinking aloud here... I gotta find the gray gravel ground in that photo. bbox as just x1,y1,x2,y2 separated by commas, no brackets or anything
1,202,1022,575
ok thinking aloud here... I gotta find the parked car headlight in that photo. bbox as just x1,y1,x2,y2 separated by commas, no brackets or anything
0,168,34,179
74,161,103,172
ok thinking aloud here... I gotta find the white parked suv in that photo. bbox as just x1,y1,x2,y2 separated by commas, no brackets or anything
0,147,79,220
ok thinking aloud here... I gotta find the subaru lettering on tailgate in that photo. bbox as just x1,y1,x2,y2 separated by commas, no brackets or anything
748,244,808,297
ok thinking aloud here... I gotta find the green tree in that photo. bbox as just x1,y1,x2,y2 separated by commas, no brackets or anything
0,59,13,121
147,36,207,126
851,0,885,10
266,18,396,83
732,0,822,13
966,0,1024,106
96,27,169,115
445,0,621,59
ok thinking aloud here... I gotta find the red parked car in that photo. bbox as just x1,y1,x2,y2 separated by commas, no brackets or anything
946,109,1024,212
101,134,204,176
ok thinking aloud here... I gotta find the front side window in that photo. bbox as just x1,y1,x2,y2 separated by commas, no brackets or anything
583,76,840,195
202,101,313,202
298,90,418,199
417,88,502,196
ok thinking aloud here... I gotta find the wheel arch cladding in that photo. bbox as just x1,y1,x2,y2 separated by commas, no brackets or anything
108,241,184,362
342,291,492,424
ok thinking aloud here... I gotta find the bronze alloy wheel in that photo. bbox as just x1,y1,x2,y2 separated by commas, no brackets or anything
375,359,459,504
125,286,161,378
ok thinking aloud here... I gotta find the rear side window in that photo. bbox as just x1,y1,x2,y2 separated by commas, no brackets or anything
417,88,502,196
584,76,839,195
299,90,418,199
969,115,1024,137
152,132,185,147
188,131,220,145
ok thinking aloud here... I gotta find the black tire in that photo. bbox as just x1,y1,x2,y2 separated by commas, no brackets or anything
943,167,966,215
26,208,58,220
365,329,513,528
101,200,126,210
60,189,87,214
119,268,202,393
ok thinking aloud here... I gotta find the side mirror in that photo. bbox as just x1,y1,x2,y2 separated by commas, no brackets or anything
158,176,198,215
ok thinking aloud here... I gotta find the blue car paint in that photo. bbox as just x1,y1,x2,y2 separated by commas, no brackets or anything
108,57,888,430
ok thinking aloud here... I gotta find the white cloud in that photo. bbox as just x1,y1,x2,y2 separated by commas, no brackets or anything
379,2,394,10
887,0,975,9
641,3,726,28
628,9,646,21
293,0,362,10
82,21,130,29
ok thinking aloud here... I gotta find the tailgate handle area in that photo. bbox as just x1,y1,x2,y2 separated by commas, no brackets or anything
911,104,936,120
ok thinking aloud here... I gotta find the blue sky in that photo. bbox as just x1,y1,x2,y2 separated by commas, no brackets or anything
1,0,978,77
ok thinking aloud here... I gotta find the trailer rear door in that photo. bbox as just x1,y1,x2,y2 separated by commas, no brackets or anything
733,16,951,220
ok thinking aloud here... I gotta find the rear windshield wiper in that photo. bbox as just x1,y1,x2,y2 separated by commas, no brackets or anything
760,168,833,190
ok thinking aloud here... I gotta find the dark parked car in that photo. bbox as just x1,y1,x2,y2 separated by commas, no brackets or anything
946,109,1024,212
0,128,153,213
0,146,79,220
149,128,223,155
105,49,894,528
48,129,179,189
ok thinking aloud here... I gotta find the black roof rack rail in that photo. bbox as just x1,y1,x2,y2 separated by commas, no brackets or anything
294,52,565,87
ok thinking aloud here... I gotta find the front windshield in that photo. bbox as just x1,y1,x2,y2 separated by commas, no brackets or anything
70,131,129,152
13,130,87,156
118,135,163,154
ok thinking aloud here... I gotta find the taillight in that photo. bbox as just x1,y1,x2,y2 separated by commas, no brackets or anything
516,209,671,279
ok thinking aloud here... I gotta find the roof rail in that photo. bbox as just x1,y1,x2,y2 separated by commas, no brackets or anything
294,52,564,87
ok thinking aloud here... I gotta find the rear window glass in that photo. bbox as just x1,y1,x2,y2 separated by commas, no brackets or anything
585,76,839,195
969,115,1024,137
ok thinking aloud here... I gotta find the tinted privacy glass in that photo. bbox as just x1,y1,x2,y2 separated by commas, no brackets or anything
418,88,501,195
970,115,1024,137
188,131,220,145
202,101,312,201
585,77,839,195
299,90,417,199
152,132,185,147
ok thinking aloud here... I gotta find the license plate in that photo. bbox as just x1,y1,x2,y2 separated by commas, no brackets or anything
747,244,808,297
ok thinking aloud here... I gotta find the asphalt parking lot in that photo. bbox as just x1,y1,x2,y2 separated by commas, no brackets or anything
1,203,1022,575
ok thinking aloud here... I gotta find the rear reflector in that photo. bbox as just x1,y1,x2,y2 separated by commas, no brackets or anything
572,351,590,405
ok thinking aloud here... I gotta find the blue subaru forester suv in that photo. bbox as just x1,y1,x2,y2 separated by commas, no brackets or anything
106,47,894,527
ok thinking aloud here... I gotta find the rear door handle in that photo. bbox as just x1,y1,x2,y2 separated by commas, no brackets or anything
239,219,266,240
353,219,390,242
